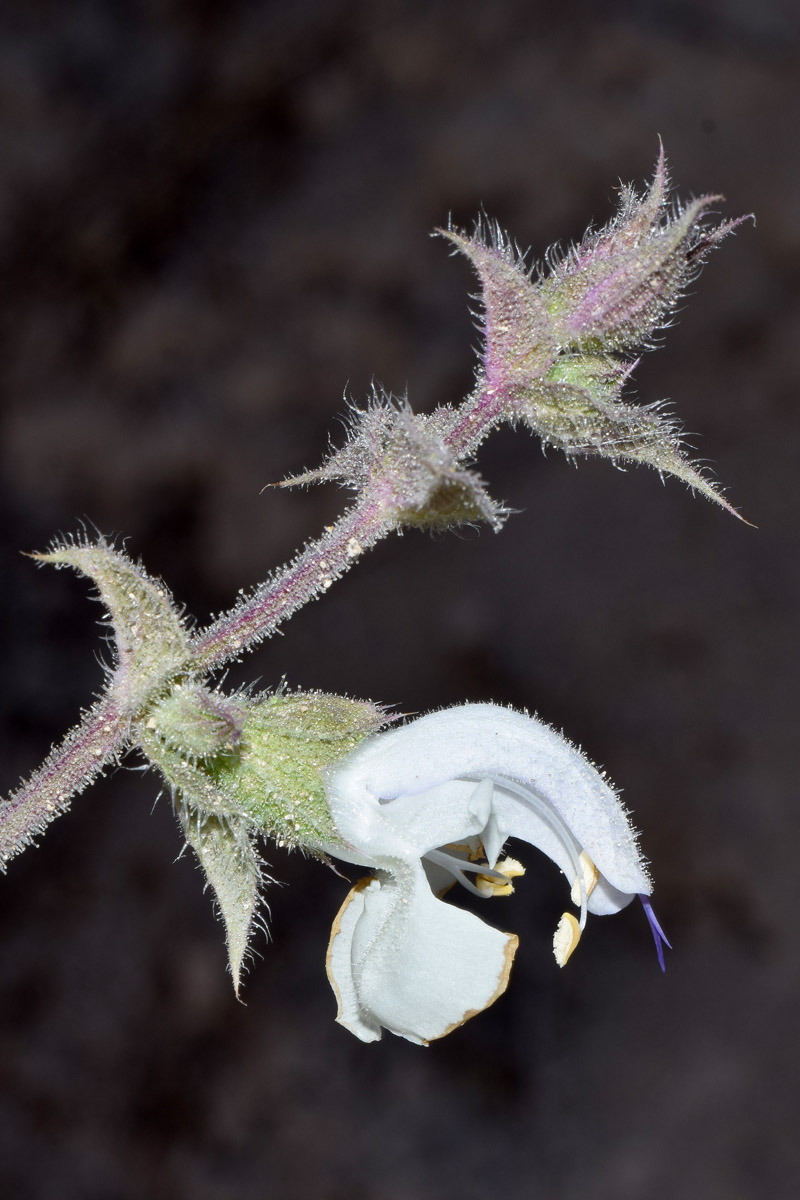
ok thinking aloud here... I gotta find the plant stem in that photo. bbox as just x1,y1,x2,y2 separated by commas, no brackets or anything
0,694,128,870
192,493,390,671
191,378,511,674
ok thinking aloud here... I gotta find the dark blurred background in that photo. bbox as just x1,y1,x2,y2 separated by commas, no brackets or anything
0,2,796,1198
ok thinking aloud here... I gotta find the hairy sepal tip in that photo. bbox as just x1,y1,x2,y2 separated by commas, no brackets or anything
32,537,192,713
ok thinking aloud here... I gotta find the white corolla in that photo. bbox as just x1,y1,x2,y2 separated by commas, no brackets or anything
323,704,669,1044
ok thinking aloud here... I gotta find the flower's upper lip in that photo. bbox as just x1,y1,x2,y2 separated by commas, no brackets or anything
328,703,651,899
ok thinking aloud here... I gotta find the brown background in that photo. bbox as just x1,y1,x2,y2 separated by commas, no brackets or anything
0,2,796,1198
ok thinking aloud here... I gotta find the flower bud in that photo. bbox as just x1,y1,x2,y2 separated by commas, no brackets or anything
440,146,750,518
146,683,247,758
282,391,507,532
540,147,746,352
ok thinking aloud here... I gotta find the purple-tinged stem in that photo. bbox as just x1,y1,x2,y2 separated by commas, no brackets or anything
0,372,516,855
192,494,390,672
0,694,128,870
191,377,512,674
444,375,510,459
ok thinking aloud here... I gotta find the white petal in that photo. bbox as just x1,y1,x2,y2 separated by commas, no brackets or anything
489,783,579,882
337,705,651,898
373,780,488,852
584,873,637,915
420,856,459,898
326,878,382,1043
325,765,491,863
326,868,517,1044
489,783,627,915
467,777,495,827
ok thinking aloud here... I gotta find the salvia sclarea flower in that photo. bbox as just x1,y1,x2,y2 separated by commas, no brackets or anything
321,704,669,1045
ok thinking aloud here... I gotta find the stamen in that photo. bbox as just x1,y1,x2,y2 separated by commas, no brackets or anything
475,856,525,897
424,848,511,898
570,850,599,907
463,774,589,929
639,894,672,972
553,912,581,966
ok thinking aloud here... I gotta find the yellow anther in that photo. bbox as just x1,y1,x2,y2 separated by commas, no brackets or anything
553,911,582,967
475,857,526,898
570,850,600,907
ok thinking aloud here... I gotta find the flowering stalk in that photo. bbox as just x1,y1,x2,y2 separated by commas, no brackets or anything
190,146,749,676
0,150,749,1026
192,495,385,671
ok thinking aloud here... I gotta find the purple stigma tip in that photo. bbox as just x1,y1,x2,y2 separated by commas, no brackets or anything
639,894,672,973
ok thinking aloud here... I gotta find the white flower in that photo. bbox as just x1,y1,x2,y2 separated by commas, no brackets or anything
323,703,669,1045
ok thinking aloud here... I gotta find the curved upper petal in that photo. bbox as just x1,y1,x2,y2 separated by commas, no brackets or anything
325,753,491,864
327,704,651,898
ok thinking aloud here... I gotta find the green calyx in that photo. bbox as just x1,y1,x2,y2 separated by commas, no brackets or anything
209,693,385,850
142,687,385,851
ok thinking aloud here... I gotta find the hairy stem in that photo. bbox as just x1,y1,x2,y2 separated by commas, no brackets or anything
192,378,510,674
446,378,509,458
192,367,515,675
0,694,128,870
192,493,391,671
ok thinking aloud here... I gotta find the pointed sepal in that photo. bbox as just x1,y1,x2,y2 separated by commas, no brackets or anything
31,536,192,712
179,805,264,995
439,147,751,517
438,221,555,385
282,392,508,532
208,691,387,852
527,354,742,516
141,687,386,852
540,145,753,352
